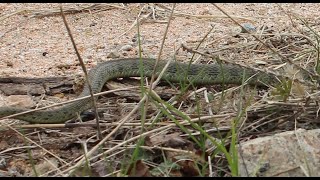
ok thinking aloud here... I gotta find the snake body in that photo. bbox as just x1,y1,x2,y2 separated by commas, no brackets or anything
0,58,277,124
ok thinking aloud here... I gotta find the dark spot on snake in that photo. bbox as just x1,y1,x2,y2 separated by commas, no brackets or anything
188,68,199,76
118,66,123,72
47,114,54,117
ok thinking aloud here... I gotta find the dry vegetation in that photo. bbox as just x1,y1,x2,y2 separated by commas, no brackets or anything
0,3,320,177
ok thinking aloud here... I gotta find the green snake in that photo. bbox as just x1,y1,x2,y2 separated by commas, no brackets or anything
0,58,278,124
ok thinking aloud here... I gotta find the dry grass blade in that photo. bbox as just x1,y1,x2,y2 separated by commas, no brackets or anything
30,4,125,18
154,4,255,21
0,145,36,155
59,5,101,139
149,3,176,87
0,4,124,23
118,4,152,38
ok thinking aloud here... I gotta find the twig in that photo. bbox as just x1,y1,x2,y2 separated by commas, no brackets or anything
118,10,152,38
149,3,176,87
31,4,125,18
59,5,102,139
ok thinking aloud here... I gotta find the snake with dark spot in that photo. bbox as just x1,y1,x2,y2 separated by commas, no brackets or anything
0,58,280,124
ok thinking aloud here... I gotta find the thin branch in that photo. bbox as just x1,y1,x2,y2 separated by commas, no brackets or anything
59,5,102,139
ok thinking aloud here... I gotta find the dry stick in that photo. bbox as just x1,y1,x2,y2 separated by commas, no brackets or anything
0,4,123,22
0,145,36,155
149,3,176,88
211,3,318,79
118,10,152,38
0,9,32,23
31,4,125,18
154,7,255,21
191,25,215,63
207,155,213,176
144,3,176,125
59,57,175,176
59,5,102,139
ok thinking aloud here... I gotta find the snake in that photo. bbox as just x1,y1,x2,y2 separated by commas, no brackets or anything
0,58,279,124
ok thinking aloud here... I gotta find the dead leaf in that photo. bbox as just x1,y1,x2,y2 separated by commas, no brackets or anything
127,160,151,177
179,160,200,176
165,136,192,149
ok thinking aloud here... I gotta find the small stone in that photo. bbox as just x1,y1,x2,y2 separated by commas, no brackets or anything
120,44,133,51
87,55,93,60
238,129,320,177
96,45,105,50
241,23,256,33
0,156,6,169
89,22,97,27
255,60,267,65
132,34,144,43
107,51,120,59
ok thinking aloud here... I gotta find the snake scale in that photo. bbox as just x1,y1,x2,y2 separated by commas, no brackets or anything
0,58,278,124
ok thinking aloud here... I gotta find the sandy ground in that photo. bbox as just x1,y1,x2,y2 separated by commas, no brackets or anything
1,3,319,78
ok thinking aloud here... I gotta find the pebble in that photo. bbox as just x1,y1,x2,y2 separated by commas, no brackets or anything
86,55,93,60
0,157,6,169
241,23,256,33
106,51,120,58
120,44,133,51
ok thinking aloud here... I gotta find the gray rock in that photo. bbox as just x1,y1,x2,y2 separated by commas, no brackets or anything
238,129,320,177
241,23,256,33
106,51,120,59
